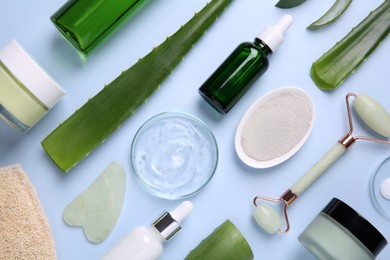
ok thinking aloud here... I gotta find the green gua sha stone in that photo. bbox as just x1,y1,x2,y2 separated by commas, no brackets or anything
63,161,126,243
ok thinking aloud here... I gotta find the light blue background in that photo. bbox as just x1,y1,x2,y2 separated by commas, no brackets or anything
1,0,389,259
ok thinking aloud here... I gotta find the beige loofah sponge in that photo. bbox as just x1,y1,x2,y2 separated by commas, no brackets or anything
0,164,57,259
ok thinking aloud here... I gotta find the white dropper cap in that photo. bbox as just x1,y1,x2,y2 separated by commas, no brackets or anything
0,40,65,108
257,15,293,52
153,201,193,240
170,201,193,224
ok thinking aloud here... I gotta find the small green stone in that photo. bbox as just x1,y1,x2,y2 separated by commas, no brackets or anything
252,204,282,234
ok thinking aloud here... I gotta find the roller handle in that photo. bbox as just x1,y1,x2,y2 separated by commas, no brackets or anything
290,142,347,196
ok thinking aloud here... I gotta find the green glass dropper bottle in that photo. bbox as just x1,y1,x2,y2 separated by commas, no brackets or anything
199,15,293,114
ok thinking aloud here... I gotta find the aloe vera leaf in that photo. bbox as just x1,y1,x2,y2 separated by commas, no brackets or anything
185,220,254,260
307,0,352,30
41,0,233,172
311,0,390,90
275,0,307,9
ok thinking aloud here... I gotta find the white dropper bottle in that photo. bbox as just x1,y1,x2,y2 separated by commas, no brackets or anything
102,201,193,260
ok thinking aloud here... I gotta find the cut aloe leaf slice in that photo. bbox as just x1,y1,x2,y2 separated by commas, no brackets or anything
185,220,254,260
311,0,390,90
276,0,307,9
307,0,352,30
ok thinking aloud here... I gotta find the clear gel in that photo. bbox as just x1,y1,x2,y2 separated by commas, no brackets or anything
131,113,218,199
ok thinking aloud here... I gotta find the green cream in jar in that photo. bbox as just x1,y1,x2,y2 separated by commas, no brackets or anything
0,40,65,133
298,198,387,260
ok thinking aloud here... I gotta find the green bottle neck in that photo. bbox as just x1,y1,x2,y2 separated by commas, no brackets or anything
254,38,273,56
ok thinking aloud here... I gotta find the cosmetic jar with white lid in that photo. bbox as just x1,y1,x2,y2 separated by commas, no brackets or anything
0,40,65,133
298,198,387,260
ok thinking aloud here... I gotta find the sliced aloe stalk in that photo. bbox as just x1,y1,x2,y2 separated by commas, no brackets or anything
276,0,307,9
311,0,390,90
41,0,233,172
307,0,352,30
185,220,254,260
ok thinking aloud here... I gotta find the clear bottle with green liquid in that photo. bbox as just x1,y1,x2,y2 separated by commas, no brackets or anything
199,15,293,114
51,0,150,56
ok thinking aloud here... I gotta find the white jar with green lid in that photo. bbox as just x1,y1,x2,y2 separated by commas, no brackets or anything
0,40,65,133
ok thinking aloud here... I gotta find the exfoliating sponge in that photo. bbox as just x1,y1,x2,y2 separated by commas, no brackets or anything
0,164,57,259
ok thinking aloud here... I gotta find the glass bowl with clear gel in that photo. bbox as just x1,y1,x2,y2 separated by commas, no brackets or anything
131,112,218,200
370,156,390,219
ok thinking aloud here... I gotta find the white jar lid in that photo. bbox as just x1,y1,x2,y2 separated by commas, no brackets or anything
0,39,65,108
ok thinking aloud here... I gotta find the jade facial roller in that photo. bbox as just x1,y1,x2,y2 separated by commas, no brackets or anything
252,93,390,234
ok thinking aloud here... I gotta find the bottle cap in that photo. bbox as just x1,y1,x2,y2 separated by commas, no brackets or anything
153,201,193,240
257,15,293,52
0,39,65,108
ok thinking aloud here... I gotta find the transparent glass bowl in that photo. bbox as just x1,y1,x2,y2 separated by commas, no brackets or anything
370,156,390,219
131,112,218,200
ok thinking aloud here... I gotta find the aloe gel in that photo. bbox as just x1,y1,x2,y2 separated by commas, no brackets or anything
51,0,150,55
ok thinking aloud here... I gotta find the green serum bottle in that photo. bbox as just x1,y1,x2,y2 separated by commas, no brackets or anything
199,15,293,114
